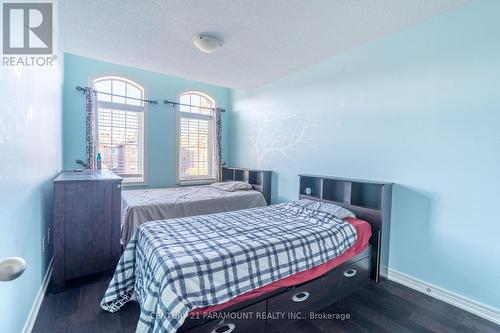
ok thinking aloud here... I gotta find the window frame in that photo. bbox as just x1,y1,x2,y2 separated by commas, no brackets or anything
176,91,217,185
91,75,148,186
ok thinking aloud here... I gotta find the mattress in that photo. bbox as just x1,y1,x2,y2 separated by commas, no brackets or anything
190,216,371,315
121,185,267,245
102,202,359,333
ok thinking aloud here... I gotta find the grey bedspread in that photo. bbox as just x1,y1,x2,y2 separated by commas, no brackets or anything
121,185,266,245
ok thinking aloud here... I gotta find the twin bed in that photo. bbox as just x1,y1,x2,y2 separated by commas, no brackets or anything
121,184,267,245
105,172,393,333
121,167,272,245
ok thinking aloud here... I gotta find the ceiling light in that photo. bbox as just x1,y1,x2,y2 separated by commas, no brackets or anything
193,34,222,53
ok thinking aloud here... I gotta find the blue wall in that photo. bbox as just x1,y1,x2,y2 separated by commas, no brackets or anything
62,53,231,188
0,62,62,331
229,0,500,309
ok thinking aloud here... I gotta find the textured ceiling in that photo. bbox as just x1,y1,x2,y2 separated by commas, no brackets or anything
59,0,467,90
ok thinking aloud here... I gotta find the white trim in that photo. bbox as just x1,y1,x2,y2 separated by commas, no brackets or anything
385,268,500,325
22,259,53,333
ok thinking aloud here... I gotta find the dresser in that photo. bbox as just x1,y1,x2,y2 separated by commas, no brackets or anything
53,170,122,291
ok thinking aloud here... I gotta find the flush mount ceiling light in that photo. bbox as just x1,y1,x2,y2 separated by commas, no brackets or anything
192,34,222,53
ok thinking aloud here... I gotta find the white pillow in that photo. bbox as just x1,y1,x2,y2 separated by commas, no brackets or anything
210,181,253,192
295,199,356,219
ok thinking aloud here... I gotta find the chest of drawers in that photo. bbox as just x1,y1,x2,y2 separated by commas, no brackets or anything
52,170,122,291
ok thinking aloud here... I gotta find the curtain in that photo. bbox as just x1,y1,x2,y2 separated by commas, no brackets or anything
85,87,98,169
214,107,223,181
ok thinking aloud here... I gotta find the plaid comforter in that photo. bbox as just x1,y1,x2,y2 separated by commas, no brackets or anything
101,202,357,333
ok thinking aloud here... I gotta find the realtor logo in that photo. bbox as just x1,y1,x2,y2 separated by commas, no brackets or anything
1,1,56,66
2,2,53,54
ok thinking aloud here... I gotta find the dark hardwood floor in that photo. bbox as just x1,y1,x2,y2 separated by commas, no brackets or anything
32,277,499,333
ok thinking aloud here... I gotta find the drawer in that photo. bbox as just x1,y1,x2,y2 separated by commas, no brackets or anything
182,301,267,333
330,256,370,287
268,274,330,318
267,256,370,326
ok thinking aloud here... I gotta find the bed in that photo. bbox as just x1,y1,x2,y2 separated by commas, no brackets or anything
103,175,393,333
120,167,272,245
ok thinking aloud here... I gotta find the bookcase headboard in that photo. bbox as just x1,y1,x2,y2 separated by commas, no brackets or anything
298,174,393,282
222,167,272,205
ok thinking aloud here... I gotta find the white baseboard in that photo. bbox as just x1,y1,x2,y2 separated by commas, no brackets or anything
385,268,500,325
22,259,53,333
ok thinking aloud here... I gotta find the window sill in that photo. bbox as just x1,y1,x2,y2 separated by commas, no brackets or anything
121,178,147,187
178,179,216,186
122,182,148,188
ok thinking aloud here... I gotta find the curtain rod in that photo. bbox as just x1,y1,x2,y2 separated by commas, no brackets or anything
75,86,158,105
164,100,225,112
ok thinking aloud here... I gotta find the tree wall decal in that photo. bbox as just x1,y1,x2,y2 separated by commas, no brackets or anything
249,111,321,168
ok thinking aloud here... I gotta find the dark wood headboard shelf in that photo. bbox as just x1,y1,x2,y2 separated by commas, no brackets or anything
223,167,272,205
299,174,393,282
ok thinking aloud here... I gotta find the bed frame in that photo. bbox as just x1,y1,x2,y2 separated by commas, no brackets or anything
222,166,272,205
178,175,393,333
298,174,393,282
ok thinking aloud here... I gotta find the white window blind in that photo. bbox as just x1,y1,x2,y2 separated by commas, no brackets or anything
178,92,215,182
94,77,146,183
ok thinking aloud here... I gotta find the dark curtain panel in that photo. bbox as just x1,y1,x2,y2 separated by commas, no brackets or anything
85,87,98,169
214,107,223,181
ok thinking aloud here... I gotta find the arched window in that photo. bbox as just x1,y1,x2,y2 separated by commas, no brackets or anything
93,76,146,184
177,91,216,183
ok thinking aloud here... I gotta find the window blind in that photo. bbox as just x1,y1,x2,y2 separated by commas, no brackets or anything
178,115,213,181
97,108,144,178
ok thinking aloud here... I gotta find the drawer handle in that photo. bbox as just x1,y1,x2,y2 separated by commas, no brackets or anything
292,291,310,303
344,269,357,278
211,323,235,333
